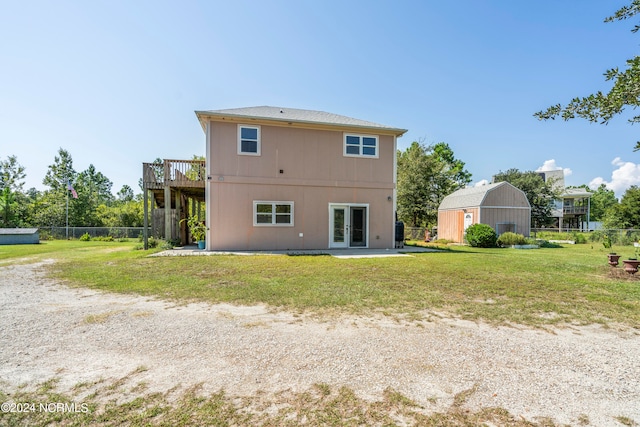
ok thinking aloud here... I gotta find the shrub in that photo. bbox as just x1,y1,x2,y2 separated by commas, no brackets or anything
94,236,114,242
589,230,605,243
79,233,91,241
167,238,181,248
571,232,587,244
537,239,562,248
133,237,160,250
464,224,497,248
39,230,52,240
161,240,177,250
144,236,158,248
497,232,526,246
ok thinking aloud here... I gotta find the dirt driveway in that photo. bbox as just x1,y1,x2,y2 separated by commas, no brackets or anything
1,261,639,426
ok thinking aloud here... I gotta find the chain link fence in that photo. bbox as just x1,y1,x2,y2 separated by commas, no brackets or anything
403,226,640,246
404,227,434,241
39,227,148,240
531,228,640,246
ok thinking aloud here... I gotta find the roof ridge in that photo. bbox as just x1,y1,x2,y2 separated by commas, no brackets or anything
195,106,407,136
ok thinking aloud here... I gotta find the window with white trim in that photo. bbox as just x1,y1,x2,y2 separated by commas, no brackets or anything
253,201,294,226
238,125,261,155
344,134,378,158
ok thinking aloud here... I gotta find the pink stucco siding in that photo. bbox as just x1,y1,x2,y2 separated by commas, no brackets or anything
202,117,401,250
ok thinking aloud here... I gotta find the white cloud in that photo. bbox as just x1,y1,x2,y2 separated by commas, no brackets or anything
588,176,605,188
589,157,640,197
536,159,572,177
474,179,489,187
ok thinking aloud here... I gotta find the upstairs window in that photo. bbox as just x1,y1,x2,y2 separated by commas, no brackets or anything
253,201,294,226
238,125,261,155
344,134,378,158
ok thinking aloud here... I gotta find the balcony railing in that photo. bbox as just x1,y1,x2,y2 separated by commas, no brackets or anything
563,206,588,215
143,159,206,189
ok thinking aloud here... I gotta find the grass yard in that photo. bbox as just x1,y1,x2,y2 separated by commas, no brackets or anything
3,239,639,329
2,240,639,426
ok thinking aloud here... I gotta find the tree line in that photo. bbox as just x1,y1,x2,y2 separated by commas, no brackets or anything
2,145,639,233
0,148,142,229
395,141,640,230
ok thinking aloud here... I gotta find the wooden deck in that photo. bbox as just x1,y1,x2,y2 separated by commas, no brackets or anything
142,159,205,209
142,159,206,247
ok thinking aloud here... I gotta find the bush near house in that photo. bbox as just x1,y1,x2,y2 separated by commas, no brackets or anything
497,232,526,246
464,223,497,248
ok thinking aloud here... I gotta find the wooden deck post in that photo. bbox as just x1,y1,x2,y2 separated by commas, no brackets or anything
143,184,148,250
164,185,171,240
142,163,149,249
175,189,182,243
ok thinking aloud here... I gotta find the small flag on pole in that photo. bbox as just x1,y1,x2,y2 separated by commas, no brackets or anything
67,181,78,199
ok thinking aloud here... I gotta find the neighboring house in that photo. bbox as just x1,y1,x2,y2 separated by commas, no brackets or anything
195,106,407,251
537,169,592,230
437,182,531,243
0,228,39,245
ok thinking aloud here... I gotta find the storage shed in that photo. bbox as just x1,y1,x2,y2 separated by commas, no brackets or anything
0,228,40,245
437,182,531,243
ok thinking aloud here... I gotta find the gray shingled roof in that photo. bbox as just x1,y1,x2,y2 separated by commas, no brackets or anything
195,106,407,136
439,182,509,210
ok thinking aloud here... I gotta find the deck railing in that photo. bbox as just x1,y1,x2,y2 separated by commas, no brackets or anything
563,206,588,215
143,159,206,189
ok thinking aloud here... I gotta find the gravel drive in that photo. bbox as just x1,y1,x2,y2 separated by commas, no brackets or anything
1,260,639,426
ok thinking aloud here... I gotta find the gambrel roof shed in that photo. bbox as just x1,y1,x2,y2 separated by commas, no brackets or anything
438,182,531,243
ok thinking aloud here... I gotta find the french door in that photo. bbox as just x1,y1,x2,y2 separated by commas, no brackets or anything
329,204,368,248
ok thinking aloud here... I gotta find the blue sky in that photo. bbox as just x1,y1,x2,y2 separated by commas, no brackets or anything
1,0,639,198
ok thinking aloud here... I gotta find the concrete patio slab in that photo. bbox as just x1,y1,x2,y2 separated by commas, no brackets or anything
151,246,438,258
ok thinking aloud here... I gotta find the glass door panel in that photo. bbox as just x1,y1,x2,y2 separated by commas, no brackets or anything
330,206,348,248
350,207,367,247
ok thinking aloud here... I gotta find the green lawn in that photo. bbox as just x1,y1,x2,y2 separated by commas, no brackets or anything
3,239,639,328
2,240,638,426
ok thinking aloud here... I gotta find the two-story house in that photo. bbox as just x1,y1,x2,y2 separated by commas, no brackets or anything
537,169,592,230
195,106,407,251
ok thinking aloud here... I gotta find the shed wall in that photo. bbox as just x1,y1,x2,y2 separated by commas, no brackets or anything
480,207,531,237
437,208,479,243
0,232,39,245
